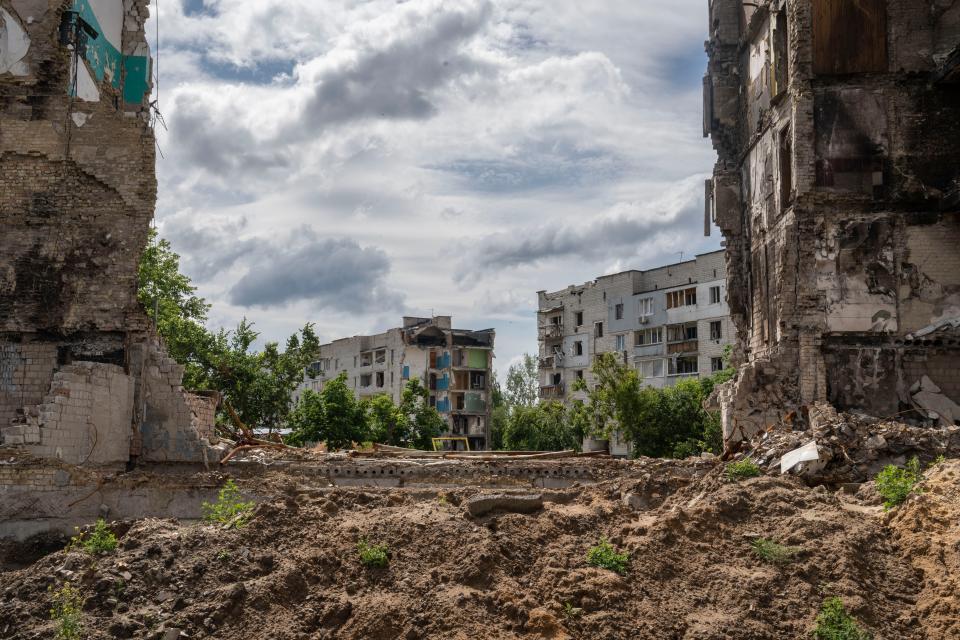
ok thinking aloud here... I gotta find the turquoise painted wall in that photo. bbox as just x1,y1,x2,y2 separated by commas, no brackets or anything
69,0,150,104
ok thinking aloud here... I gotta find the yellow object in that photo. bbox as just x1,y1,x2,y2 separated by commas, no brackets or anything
432,437,470,452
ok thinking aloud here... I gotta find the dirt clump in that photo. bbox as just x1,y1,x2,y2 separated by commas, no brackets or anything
0,458,956,639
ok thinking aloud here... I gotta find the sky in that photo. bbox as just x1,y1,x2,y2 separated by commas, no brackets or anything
146,0,721,380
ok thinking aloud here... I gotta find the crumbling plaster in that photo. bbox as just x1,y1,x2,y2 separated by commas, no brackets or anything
706,0,960,445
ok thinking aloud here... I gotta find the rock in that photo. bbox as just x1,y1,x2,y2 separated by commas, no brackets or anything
464,493,544,517
162,629,182,640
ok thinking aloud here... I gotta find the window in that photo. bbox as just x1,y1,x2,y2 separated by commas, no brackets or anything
635,327,663,346
429,395,436,407
614,303,624,320
669,357,699,375
360,373,372,387
779,126,793,211
551,372,562,385
666,287,698,309
615,334,626,351
812,0,886,75
709,286,721,304
639,298,654,316
551,315,562,326
710,321,722,341
711,357,724,372
574,341,584,356
685,325,698,340
376,371,385,387
353,356,357,368
575,311,583,326
576,370,584,380
772,10,789,97
390,349,395,365
640,359,664,379
595,322,603,338
667,324,697,342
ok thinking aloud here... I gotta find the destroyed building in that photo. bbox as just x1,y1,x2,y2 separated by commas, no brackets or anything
0,0,217,466
537,251,734,454
293,316,496,451
705,0,960,445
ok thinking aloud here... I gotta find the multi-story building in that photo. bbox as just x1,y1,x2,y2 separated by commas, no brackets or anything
294,316,495,450
705,0,960,446
536,251,734,453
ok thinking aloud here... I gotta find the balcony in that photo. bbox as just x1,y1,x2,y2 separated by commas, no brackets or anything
667,339,699,355
539,383,565,399
539,355,556,369
538,324,563,340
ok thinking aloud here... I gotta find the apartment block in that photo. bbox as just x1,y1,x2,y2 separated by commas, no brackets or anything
705,0,960,445
536,251,734,452
294,317,495,450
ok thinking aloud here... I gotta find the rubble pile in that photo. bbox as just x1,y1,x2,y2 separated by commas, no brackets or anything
1,456,958,639
743,402,960,483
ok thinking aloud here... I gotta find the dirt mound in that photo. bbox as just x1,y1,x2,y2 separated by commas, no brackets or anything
1,459,956,639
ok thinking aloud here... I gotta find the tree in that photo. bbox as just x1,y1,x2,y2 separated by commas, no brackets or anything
502,401,581,451
366,394,407,446
399,377,445,450
137,228,213,388
288,373,368,450
504,354,539,408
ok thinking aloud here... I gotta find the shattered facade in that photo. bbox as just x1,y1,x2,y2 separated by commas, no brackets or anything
0,0,216,465
294,316,496,450
705,0,960,445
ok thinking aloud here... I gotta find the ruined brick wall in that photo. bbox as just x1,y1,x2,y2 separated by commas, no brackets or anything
706,0,960,444
0,0,220,465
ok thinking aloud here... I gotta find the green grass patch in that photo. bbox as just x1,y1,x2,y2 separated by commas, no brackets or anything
586,538,629,575
49,582,85,640
750,537,799,565
813,597,871,639
202,479,255,527
875,456,922,509
357,539,389,568
726,458,761,481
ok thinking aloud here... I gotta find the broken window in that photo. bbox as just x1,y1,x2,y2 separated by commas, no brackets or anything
575,311,583,326
666,287,698,309
615,334,626,351
551,372,562,385
635,327,663,346
813,0,887,75
711,357,724,372
376,371,385,387
576,369,584,380
614,303,624,320
595,322,603,338
574,341,584,356
685,325,698,340
709,286,721,304
771,10,789,97
779,126,793,211
710,321,722,341
669,357,699,376
360,374,372,387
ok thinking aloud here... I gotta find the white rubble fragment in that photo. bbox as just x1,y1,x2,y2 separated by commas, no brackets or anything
780,440,821,475
0,8,31,76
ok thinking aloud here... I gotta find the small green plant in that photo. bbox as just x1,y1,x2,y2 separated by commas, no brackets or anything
875,456,922,509
49,582,85,640
726,458,761,481
751,537,799,565
813,597,871,639
357,539,389,568
562,602,583,619
929,454,945,468
586,538,629,575
216,549,232,561
438,495,449,506
202,479,255,527
70,519,118,555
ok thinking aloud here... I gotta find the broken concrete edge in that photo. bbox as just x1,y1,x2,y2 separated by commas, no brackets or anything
464,493,545,517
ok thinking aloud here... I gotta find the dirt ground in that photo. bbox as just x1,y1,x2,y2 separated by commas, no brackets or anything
0,457,957,640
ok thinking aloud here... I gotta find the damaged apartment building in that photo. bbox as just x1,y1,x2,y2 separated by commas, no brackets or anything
704,0,960,445
537,251,734,454
0,0,218,468
293,317,496,451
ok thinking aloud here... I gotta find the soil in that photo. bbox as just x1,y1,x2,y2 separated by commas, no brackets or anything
1,458,957,640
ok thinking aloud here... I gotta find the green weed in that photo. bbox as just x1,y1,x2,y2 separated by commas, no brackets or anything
562,602,583,619
357,539,389,568
70,519,117,555
586,538,629,575
875,456,922,509
49,583,85,640
750,537,799,565
726,458,761,481
813,597,871,640
202,479,255,527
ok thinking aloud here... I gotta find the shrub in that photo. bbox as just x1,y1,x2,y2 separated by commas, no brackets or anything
49,583,85,640
586,538,629,575
726,458,761,481
357,539,389,568
750,537,799,565
813,597,871,639
875,456,921,509
202,479,255,527
70,519,117,555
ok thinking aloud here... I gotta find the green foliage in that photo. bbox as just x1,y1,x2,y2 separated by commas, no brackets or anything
400,377,445,451
586,538,629,575
813,597,871,640
288,373,369,450
504,354,539,408
357,539,389,568
726,458,762,481
202,479,255,527
502,401,582,451
49,582,85,640
562,602,583,619
489,403,508,451
875,456,922,509
750,537,799,565
72,519,117,555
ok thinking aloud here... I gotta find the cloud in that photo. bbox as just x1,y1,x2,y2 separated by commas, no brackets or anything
454,173,708,280
228,228,403,313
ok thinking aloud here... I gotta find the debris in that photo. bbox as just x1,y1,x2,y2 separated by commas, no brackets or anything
779,441,821,475
464,493,544,517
